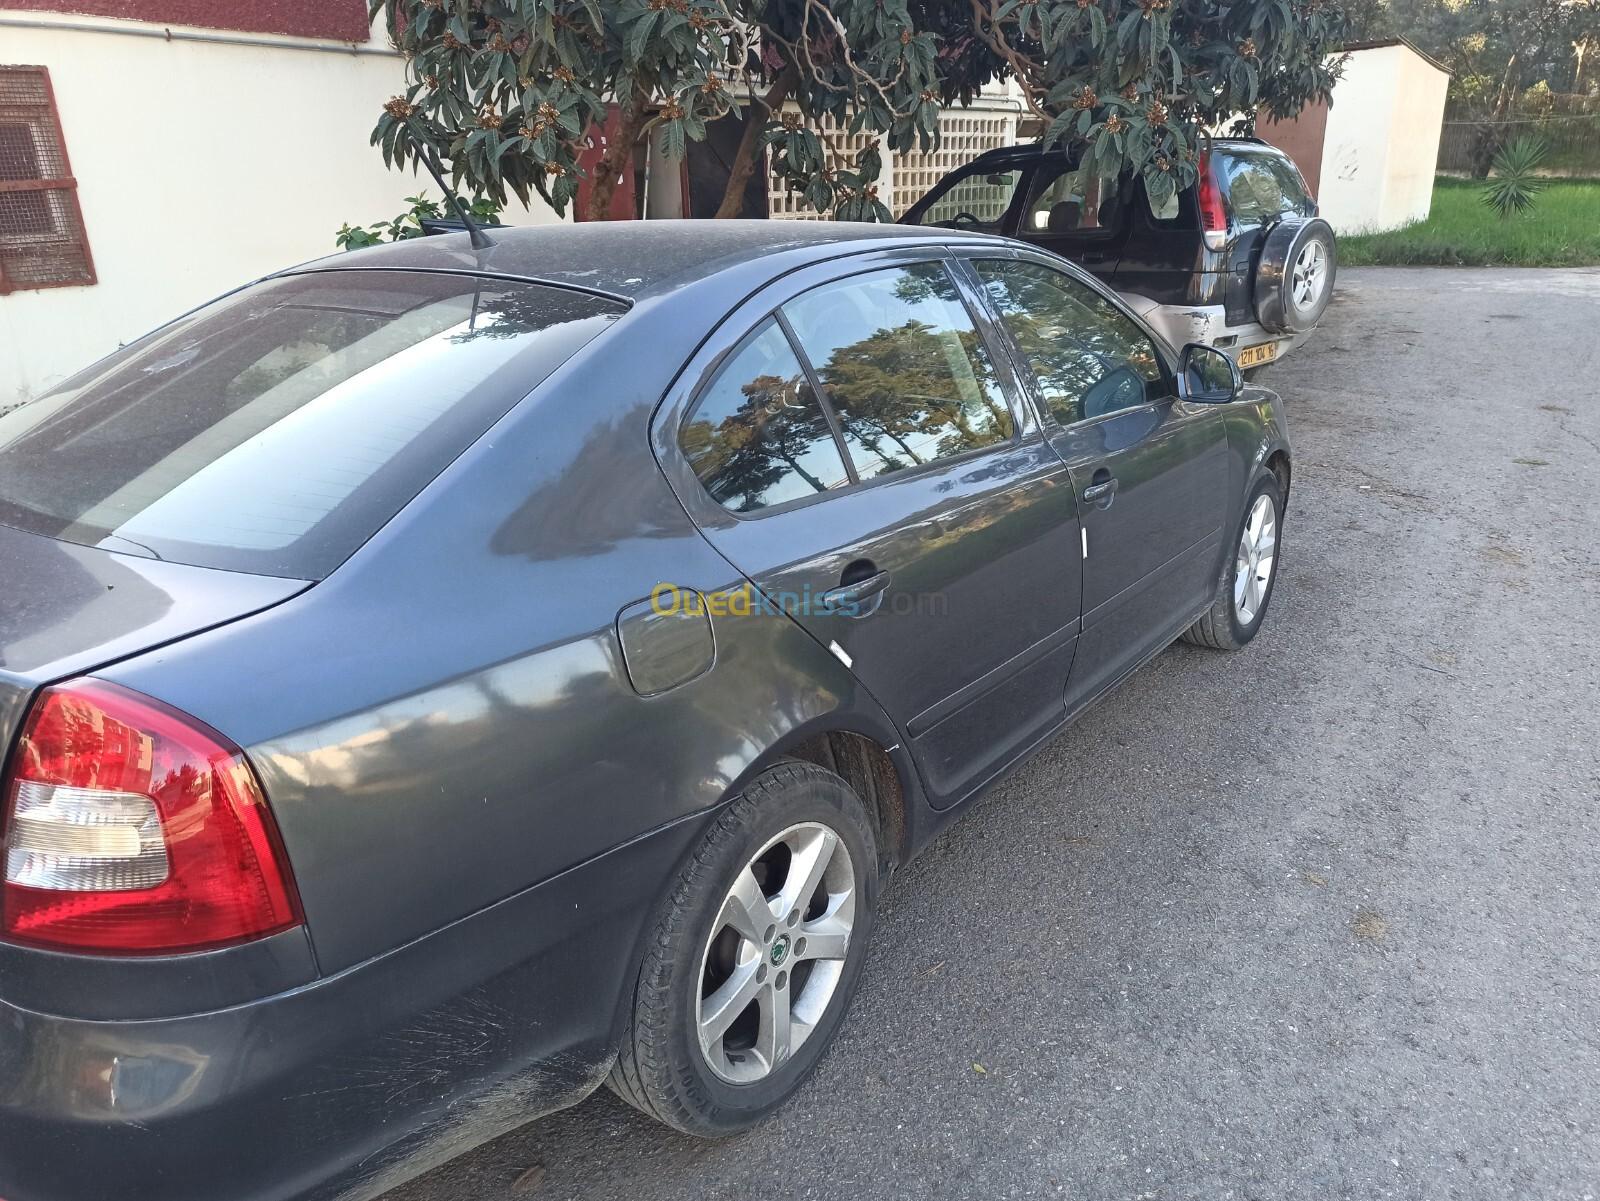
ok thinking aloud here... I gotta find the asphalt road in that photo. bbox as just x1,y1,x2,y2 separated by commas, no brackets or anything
387,267,1600,1201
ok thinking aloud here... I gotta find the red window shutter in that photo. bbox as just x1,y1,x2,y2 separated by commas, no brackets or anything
0,66,96,294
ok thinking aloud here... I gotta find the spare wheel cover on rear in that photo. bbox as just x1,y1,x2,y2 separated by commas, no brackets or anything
1254,217,1337,334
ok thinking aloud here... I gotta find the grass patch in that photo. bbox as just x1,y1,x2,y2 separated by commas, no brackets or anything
1340,176,1600,267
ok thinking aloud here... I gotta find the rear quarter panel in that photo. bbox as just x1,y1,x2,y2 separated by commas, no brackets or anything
97,291,902,975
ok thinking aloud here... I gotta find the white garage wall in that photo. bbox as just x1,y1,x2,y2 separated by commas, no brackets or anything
0,11,562,404
1318,43,1450,235
1318,47,1403,235
1380,49,1450,231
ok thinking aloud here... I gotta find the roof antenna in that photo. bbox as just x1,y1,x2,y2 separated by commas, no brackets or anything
405,119,494,251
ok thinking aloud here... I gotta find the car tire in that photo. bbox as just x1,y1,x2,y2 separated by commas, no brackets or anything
1181,473,1283,651
608,761,878,1136
1254,217,1337,334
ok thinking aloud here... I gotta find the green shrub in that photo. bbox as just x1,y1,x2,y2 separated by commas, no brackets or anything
1481,136,1550,219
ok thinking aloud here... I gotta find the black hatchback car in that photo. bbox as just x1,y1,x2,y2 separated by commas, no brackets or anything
902,138,1337,373
0,222,1290,1201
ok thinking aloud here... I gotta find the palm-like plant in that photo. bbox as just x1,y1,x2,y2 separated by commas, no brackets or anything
1481,136,1551,219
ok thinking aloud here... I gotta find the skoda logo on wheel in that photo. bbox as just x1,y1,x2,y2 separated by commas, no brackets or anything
769,935,790,966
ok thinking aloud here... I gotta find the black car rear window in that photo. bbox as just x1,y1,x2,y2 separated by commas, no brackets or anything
0,270,624,578
1215,147,1315,224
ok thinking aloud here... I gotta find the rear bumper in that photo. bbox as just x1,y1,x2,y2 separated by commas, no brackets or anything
0,813,707,1201
1125,299,1310,363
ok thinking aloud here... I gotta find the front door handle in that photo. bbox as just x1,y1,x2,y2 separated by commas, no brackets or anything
1082,477,1118,505
820,571,892,615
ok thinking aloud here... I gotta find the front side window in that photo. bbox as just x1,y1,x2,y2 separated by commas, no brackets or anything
908,167,1021,232
0,271,623,577
974,260,1168,425
784,263,1014,481
679,319,851,514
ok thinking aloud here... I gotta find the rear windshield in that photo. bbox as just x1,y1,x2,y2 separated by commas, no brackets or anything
1215,147,1315,224
0,270,623,578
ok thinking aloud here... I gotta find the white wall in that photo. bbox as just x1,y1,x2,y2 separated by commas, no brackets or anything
1318,44,1450,235
0,12,562,403
1381,48,1450,230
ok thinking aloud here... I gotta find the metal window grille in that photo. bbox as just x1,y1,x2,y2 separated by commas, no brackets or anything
767,106,1018,221
0,66,96,295
767,111,874,221
891,110,1019,219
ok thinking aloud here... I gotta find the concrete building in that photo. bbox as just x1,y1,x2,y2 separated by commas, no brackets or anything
0,2,561,403
1258,39,1451,236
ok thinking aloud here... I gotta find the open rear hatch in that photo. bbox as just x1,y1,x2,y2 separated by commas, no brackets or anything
0,522,306,759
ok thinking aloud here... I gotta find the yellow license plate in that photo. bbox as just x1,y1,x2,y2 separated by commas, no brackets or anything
1237,342,1278,370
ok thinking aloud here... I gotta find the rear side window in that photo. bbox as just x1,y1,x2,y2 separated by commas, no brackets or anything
1217,150,1314,224
783,263,1014,481
1022,166,1124,236
974,259,1169,424
679,318,850,514
0,270,623,577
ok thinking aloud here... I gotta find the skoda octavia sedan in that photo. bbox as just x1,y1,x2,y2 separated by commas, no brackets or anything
0,221,1291,1201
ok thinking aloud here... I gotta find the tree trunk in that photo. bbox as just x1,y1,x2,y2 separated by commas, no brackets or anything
1490,52,1522,123
714,67,798,220
584,92,651,222
1469,126,1500,179
1470,52,1523,180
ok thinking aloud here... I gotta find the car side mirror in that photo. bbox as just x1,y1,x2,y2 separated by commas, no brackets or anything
1177,343,1242,404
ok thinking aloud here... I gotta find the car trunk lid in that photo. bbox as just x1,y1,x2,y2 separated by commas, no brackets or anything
0,521,307,758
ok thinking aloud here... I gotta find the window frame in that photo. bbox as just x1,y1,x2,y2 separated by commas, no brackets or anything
661,248,1034,524
954,249,1182,434
0,64,96,295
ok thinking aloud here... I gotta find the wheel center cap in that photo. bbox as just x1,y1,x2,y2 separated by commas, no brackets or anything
770,935,790,966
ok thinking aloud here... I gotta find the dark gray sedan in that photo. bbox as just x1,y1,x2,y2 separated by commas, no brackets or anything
0,221,1290,1201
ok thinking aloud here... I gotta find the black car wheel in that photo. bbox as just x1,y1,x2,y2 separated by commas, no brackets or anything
608,761,878,1135
1182,473,1283,651
1254,217,1337,334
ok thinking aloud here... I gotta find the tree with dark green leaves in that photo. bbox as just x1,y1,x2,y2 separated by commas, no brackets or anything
368,0,1353,222
977,0,1351,209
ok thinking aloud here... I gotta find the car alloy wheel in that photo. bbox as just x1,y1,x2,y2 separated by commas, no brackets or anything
1292,241,1327,310
1233,493,1278,626
609,762,877,1135
696,821,856,1084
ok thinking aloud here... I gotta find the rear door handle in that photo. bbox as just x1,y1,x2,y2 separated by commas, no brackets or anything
820,571,892,615
1081,478,1118,504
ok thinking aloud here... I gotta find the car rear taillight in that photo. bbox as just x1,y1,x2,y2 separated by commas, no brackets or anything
0,679,302,955
1199,153,1228,251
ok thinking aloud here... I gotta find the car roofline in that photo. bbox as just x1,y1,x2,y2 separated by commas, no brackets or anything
962,134,1279,167
277,229,1009,306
